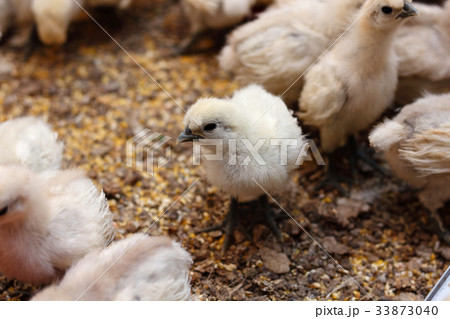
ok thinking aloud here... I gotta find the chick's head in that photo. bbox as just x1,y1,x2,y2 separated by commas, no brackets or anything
179,98,249,145
365,0,417,29
0,166,44,227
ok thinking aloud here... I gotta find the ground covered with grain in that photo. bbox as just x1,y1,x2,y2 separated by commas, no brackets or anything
0,0,448,301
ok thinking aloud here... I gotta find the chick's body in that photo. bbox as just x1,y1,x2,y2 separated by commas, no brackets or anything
32,234,193,301
394,0,450,104
183,85,306,202
179,85,306,249
369,93,450,213
299,0,416,153
0,117,63,172
219,0,365,104
0,166,114,284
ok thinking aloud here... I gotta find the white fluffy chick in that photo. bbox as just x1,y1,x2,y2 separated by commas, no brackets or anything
0,166,115,284
219,0,366,104
394,0,450,104
178,84,306,249
32,234,193,301
369,93,450,243
0,117,63,172
298,0,417,191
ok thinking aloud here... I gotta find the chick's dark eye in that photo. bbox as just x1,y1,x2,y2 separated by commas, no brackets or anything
381,6,393,14
203,123,217,132
0,206,7,216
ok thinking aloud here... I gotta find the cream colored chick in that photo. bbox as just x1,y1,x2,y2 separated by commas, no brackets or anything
298,0,417,183
369,93,450,243
219,0,365,104
0,117,63,172
0,166,115,284
32,234,193,301
178,85,307,249
394,0,450,104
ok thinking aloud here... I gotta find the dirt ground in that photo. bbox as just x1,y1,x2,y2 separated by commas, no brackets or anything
0,0,448,301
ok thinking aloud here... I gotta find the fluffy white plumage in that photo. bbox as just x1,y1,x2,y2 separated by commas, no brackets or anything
181,0,258,35
394,0,450,104
0,166,115,284
180,84,306,202
32,234,193,301
369,93,450,213
0,117,63,172
298,0,417,153
219,0,365,104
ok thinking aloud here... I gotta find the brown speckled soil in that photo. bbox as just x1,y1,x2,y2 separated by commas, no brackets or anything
0,0,448,301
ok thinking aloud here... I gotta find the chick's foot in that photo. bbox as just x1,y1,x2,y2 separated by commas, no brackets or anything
314,153,351,196
348,135,388,177
196,197,250,251
248,194,289,240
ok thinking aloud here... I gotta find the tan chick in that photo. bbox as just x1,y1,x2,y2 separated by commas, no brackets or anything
0,166,114,284
298,0,417,191
178,85,307,249
369,93,450,244
0,117,63,172
219,0,366,104
32,234,193,301
394,0,450,104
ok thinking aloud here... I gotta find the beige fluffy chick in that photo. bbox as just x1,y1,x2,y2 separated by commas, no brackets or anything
369,93,450,243
298,0,417,191
32,234,193,301
0,117,63,172
178,84,307,249
394,0,450,104
0,166,114,284
219,0,365,104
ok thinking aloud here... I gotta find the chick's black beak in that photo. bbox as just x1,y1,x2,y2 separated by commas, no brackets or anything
177,127,203,144
397,1,418,19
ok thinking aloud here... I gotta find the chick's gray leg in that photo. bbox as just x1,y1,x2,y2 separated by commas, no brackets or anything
348,135,387,177
254,195,286,240
314,151,350,196
197,197,249,251
428,208,450,245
